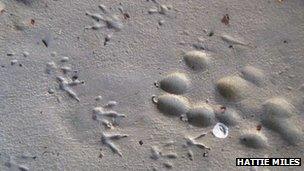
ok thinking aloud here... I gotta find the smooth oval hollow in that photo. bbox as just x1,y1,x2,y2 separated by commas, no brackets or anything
262,97,295,119
241,66,266,87
215,108,240,126
183,50,210,71
216,76,250,101
157,94,190,116
186,103,215,127
159,72,190,94
240,132,268,149
261,118,301,145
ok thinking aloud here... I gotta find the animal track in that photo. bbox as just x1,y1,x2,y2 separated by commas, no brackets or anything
153,47,303,152
92,100,129,156
85,4,123,31
4,156,29,171
184,133,211,161
216,75,251,101
45,53,83,102
150,142,179,169
183,50,211,71
101,132,128,157
92,102,126,129
261,97,301,145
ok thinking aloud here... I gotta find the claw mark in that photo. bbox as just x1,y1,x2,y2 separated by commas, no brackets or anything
104,101,118,108
193,133,208,140
85,22,106,30
98,4,108,13
162,152,178,159
187,149,194,161
163,162,173,169
46,61,57,74
150,144,178,160
57,76,80,101
101,119,113,129
93,101,126,129
85,4,123,31
101,132,128,156
220,34,255,48
185,134,211,150
46,58,83,102
85,12,104,21
5,157,29,171
150,142,178,169
184,133,210,160
93,107,125,121
68,79,83,86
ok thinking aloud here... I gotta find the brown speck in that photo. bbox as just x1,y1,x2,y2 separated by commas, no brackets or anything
104,37,110,46
123,13,130,19
221,14,230,25
139,140,143,145
257,125,262,131
208,31,214,37
42,39,48,47
72,75,78,80
30,19,35,26
220,106,226,113
92,114,97,120
99,153,103,159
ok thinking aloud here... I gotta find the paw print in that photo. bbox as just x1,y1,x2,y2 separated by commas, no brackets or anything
152,36,303,153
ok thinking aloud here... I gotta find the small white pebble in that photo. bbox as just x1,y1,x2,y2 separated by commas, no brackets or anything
48,88,55,94
23,51,29,57
95,95,102,101
7,52,15,56
11,59,18,65
0,1,5,12
158,20,165,25
61,66,72,73
148,7,159,14
105,101,118,108
287,86,293,90
60,56,69,62
51,52,57,57
98,4,107,12
159,5,168,14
